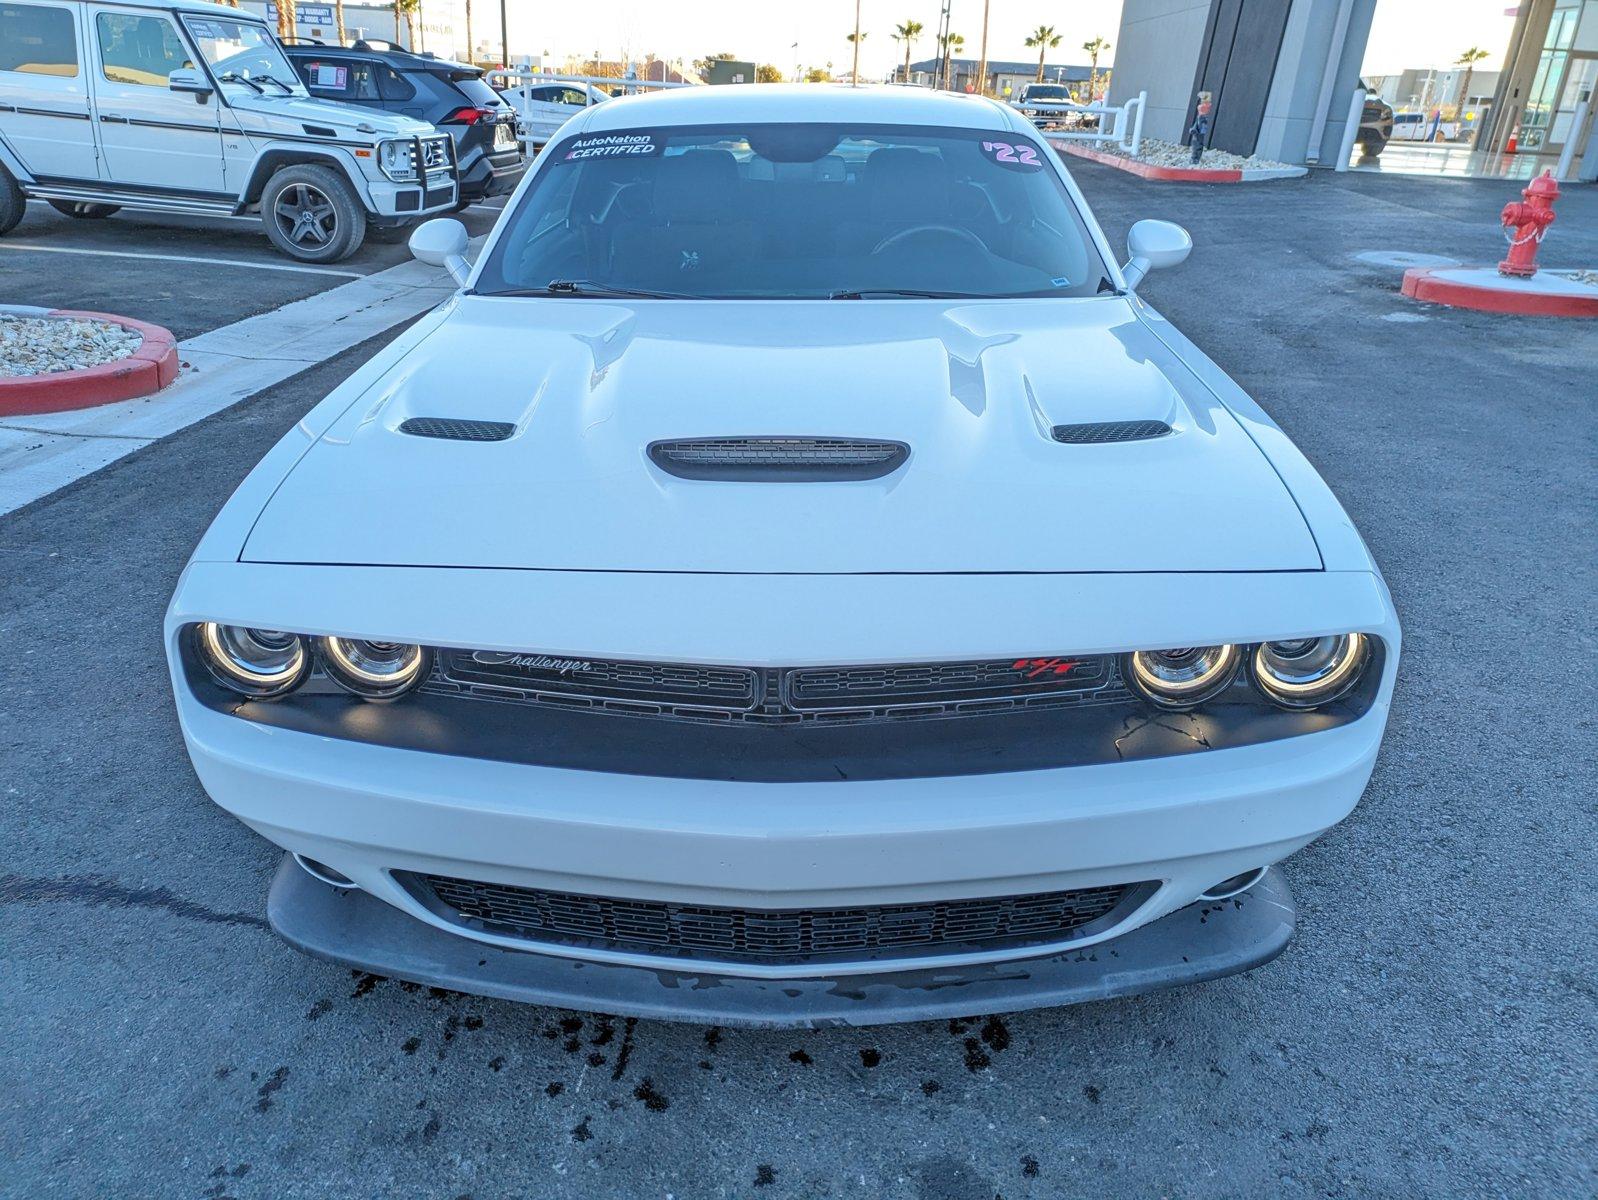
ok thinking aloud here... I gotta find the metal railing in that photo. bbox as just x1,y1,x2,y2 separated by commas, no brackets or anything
1011,90,1146,158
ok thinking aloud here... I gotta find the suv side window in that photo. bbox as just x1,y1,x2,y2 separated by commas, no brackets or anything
376,64,415,101
0,2,79,76
297,55,413,104
95,11,192,85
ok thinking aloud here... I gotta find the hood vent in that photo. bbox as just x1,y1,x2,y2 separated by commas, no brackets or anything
399,417,515,442
302,124,338,138
1051,420,1172,444
649,437,909,482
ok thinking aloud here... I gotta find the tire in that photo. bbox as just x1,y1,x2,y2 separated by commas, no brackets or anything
0,166,24,237
451,197,472,213
1358,134,1387,157
260,163,367,263
48,199,120,219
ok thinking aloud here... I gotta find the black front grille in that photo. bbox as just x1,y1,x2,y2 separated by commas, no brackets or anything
424,650,1128,725
409,874,1143,965
1051,420,1173,444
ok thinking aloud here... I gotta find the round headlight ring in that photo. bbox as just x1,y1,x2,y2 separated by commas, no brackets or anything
196,622,310,699
1124,644,1241,710
1251,633,1369,710
316,637,430,700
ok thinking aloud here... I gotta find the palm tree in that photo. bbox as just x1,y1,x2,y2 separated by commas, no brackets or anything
892,20,923,85
1025,24,1061,83
1453,46,1490,118
939,32,964,90
1083,35,1109,98
463,0,472,63
334,0,346,45
848,0,863,85
393,0,417,49
276,0,297,39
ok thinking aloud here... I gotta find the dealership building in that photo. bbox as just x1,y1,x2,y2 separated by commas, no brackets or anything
1104,0,1597,176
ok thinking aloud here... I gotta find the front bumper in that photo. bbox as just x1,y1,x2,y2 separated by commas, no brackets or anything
364,173,457,217
270,854,1295,1028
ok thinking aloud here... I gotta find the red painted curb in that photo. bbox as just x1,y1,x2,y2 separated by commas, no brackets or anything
1401,267,1598,317
1054,141,1244,182
0,309,179,417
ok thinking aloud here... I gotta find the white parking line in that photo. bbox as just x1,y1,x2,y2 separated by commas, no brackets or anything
0,242,364,278
0,241,483,515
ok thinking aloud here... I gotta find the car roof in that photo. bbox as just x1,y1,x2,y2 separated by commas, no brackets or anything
280,41,478,74
578,84,1027,134
105,0,263,18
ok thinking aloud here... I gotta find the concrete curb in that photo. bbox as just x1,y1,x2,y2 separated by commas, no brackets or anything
1054,141,1308,183
1401,266,1598,317
0,307,180,416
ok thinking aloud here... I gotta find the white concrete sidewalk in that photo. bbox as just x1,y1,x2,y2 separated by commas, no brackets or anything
0,243,481,515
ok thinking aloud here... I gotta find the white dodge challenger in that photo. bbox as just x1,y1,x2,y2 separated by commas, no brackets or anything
165,85,1399,1027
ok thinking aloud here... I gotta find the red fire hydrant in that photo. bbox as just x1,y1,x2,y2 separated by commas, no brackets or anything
1499,170,1559,278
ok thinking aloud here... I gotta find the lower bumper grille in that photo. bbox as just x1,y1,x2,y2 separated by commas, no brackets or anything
407,873,1145,966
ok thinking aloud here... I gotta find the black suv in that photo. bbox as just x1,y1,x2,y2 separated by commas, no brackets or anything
282,40,524,207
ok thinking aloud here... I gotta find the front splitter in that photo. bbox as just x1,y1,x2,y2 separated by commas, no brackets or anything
266,856,1295,1029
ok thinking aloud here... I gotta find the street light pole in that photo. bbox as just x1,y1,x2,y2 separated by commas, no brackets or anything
499,0,507,68
851,0,861,86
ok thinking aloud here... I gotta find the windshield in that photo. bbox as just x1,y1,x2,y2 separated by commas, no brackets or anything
474,123,1113,300
181,16,305,94
1024,85,1071,100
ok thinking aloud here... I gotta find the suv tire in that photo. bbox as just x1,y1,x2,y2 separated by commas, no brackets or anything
0,166,24,236
261,164,367,263
48,199,120,219
1358,134,1388,157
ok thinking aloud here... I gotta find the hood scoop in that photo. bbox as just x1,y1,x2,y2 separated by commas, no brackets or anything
399,417,515,442
648,437,909,482
1051,420,1173,444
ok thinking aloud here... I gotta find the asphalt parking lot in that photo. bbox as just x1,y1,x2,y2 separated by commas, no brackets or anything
2,168,1594,1199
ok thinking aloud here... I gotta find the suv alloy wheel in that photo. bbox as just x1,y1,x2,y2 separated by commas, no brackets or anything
261,164,368,263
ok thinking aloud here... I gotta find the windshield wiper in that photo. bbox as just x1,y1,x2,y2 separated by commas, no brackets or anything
252,73,296,94
479,280,694,300
217,71,264,94
827,288,989,300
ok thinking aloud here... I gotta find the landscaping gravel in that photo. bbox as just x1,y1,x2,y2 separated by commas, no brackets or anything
0,313,142,378
1094,136,1295,171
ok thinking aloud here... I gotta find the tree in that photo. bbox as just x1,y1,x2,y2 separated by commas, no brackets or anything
848,0,863,85
938,31,964,90
1083,35,1109,98
756,64,783,83
975,0,991,96
892,20,923,84
804,66,831,83
462,0,471,62
391,0,418,50
333,0,346,44
1025,24,1061,83
276,0,297,39
1454,46,1490,118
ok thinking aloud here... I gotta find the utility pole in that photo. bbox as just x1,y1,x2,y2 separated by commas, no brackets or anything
975,0,989,97
935,0,951,89
851,0,861,86
499,0,508,68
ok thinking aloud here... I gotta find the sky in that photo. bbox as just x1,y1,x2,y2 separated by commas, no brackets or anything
425,0,1522,80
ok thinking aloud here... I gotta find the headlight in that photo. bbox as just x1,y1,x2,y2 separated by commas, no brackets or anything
317,637,430,700
196,623,311,699
1124,644,1240,710
377,138,417,181
1251,634,1369,709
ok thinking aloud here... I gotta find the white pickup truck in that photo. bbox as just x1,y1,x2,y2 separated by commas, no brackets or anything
0,0,457,261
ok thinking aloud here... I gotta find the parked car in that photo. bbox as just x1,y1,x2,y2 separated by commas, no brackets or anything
1013,81,1074,128
282,40,523,210
166,85,1400,1027
1359,85,1395,155
497,80,609,152
0,0,457,261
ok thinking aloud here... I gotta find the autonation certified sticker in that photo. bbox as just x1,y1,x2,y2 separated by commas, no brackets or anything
563,133,662,161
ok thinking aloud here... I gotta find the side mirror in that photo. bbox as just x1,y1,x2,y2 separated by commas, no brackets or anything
409,217,471,286
1122,219,1191,291
168,67,213,101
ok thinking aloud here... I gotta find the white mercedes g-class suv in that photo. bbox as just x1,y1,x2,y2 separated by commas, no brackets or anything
0,0,457,261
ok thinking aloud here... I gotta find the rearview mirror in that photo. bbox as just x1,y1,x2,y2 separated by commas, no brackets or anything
168,67,213,101
1122,219,1192,291
409,218,471,286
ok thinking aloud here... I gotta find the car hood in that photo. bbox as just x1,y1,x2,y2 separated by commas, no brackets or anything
231,93,434,139
241,297,1322,574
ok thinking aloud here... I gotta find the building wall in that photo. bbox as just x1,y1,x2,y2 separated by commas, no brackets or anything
1105,0,1213,144
1255,0,1376,164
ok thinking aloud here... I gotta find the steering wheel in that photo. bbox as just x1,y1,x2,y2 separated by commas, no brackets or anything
871,224,987,256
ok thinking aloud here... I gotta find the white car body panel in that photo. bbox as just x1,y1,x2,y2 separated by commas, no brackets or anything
238,295,1322,573
165,85,1400,1013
